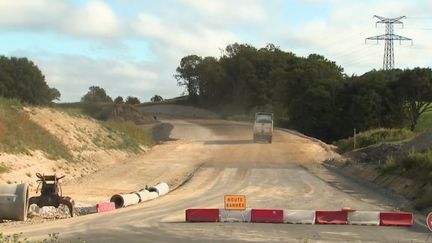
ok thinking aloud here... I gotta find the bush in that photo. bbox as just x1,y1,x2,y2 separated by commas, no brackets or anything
381,156,398,173
401,150,432,173
335,128,415,153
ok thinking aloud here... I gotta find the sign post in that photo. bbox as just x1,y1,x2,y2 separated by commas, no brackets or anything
224,195,246,211
427,212,432,232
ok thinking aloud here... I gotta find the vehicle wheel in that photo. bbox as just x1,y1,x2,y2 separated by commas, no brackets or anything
268,137,272,143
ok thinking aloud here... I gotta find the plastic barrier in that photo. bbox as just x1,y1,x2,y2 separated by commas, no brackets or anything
251,209,283,223
219,209,252,222
148,182,169,196
283,210,316,224
315,211,348,225
96,202,116,213
186,209,219,222
348,211,380,225
380,212,413,226
0,183,29,221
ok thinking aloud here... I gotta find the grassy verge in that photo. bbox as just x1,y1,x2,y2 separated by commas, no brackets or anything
416,110,432,133
379,150,432,210
334,128,415,153
99,121,155,152
0,98,73,160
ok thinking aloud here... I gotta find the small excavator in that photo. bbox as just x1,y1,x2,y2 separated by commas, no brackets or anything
28,173,76,217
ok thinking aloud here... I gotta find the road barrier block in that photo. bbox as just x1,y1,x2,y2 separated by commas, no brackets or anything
315,211,348,225
348,211,380,225
283,210,316,224
185,209,219,222
219,208,251,222
380,212,413,226
251,209,283,223
96,202,116,213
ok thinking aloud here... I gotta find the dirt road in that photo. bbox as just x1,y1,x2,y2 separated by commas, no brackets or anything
1,119,430,242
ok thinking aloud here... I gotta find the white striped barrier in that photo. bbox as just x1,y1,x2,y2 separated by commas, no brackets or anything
348,211,380,226
283,210,316,224
219,208,252,222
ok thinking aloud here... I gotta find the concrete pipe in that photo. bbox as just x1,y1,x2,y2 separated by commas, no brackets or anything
110,193,140,208
148,191,159,200
136,190,153,202
148,182,169,196
0,183,29,221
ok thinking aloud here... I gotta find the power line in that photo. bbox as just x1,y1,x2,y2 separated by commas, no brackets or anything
366,15,413,70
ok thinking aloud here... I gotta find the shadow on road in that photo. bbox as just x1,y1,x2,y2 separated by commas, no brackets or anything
152,123,177,143
204,139,253,145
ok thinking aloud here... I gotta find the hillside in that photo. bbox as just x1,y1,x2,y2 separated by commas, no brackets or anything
0,99,154,189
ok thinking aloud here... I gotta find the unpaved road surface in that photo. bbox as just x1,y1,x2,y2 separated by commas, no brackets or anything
1,119,430,242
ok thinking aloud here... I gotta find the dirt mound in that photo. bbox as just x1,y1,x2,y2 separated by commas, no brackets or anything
95,105,157,124
346,131,432,164
347,143,402,164
401,131,432,153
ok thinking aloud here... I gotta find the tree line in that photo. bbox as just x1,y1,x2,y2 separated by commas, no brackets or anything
0,56,60,104
175,43,432,142
80,86,164,105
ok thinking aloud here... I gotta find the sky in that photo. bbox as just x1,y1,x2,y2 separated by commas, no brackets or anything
0,0,431,102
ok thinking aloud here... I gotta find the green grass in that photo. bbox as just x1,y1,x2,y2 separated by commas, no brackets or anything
0,98,73,160
0,163,9,173
100,121,155,152
416,110,432,133
334,128,416,153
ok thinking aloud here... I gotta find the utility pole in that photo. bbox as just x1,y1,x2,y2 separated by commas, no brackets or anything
366,15,413,70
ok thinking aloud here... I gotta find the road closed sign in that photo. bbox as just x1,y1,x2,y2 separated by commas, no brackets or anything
427,212,432,232
224,195,246,210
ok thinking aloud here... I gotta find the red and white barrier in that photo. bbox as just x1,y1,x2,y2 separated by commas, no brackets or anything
185,209,219,222
219,208,251,222
96,202,116,213
315,211,348,225
379,212,413,227
283,210,316,224
348,211,380,226
183,208,414,227
251,209,284,223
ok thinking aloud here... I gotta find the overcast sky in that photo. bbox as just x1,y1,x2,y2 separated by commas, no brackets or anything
0,0,431,102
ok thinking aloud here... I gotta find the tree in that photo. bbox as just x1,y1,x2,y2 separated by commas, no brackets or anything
49,88,61,101
174,55,202,102
114,96,124,104
0,56,61,104
396,68,432,131
150,95,163,102
81,86,113,103
125,96,140,105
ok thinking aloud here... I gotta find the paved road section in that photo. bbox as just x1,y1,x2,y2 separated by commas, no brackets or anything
1,120,430,242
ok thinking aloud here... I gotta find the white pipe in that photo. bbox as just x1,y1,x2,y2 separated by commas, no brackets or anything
148,182,169,196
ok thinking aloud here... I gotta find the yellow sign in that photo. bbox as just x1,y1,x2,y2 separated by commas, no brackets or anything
224,195,246,210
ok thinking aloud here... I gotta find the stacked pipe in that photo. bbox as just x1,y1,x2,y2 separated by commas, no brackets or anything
110,182,169,209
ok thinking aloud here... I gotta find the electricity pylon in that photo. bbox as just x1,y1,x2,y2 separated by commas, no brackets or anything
366,15,413,70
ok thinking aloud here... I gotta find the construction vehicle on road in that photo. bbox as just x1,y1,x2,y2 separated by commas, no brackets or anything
253,112,273,143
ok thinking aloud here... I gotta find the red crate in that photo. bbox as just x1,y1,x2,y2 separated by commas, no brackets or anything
380,212,413,226
315,211,348,225
185,209,219,222
251,209,283,223
96,202,116,213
